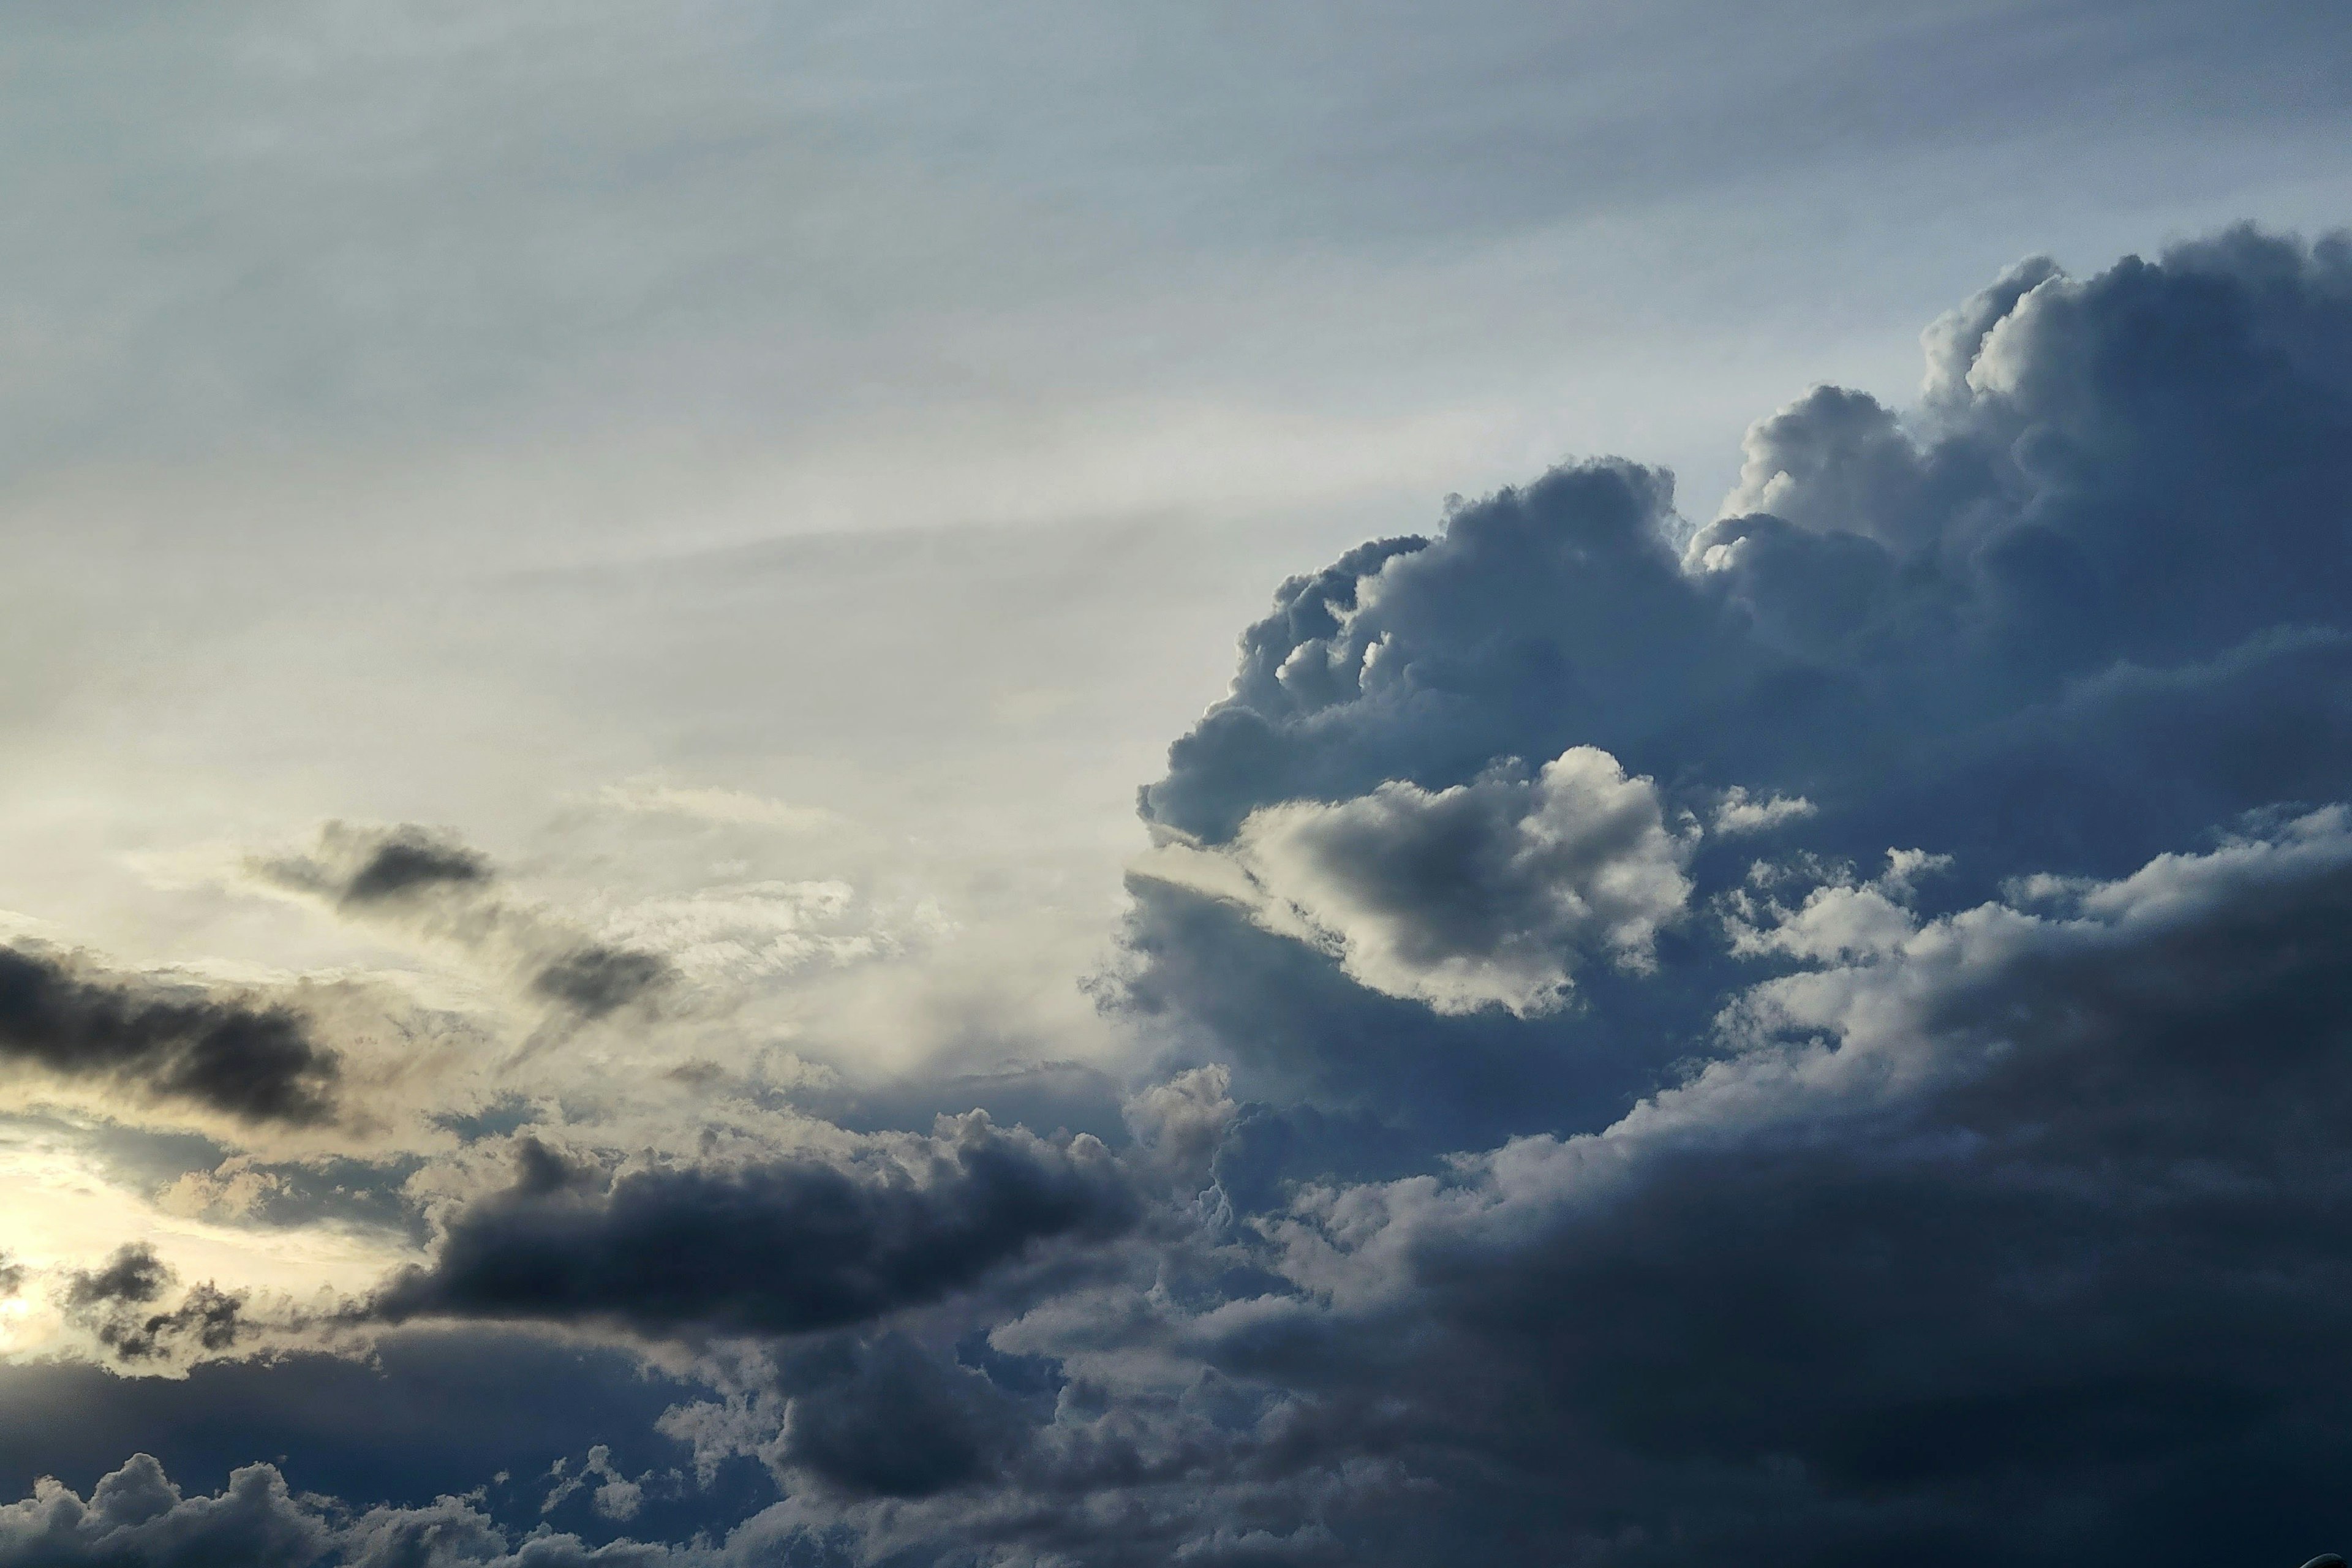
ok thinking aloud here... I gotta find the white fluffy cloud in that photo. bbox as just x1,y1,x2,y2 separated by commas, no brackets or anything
1139,747,1692,1015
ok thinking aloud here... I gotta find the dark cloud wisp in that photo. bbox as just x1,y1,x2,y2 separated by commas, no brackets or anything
0,947,340,1126
262,821,676,1018
64,1245,248,1365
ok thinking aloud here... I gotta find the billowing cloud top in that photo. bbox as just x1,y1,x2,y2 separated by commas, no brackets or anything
7,227,2352,1568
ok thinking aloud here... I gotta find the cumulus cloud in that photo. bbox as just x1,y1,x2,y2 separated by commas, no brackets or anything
1139,747,1691,1015
1121,225,2352,1147
373,1115,1138,1339
0,945,341,1126
0,1453,696,1568
17,225,2352,1568
1131,812,2352,1564
62,1245,249,1366
772,1333,1028,1499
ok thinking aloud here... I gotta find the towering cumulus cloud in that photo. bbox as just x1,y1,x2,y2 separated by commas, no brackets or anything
9,227,2352,1568
1127,225,2352,1150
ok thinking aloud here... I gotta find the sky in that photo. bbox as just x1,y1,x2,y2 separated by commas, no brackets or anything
2,2,2351,1565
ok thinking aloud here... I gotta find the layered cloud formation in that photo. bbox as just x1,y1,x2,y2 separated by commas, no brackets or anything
4,225,2351,1566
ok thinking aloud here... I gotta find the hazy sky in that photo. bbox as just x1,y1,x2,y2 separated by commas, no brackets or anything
3,4,2351,1566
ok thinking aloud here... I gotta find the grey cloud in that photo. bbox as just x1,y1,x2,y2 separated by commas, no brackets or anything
19,223,2352,1568
0,1329,751,1547
1140,745,1691,1016
334,827,493,907
0,1453,690,1568
774,1334,1026,1499
1121,226,2352,1149
262,823,674,1020
0,946,341,1126
834,816,2352,1567
64,1245,249,1366
61,1245,172,1311
1155,815,2352,1566
529,949,674,1019
373,1116,1139,1340
0,1457,330,1568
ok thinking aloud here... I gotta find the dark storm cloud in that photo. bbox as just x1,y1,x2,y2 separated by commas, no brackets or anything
1123,226,2352,1150
374,1116,1138,1339
773,1333,1027,1499
1140,815,2352,1567
0,946,340,1126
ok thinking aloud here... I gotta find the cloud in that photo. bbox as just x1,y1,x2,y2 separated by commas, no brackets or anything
257,823,676,1020
0,946,341,1126
1708,785,1815,836
372,1115,1139,1340
15,225,2352,1568
1118,225,2352,1146
58,1245,251,1367
1139,747,1691,1015
542,1444,656,1521
772,1333,1027,1499
0,1453,696,1568
331,826,494,906
1136,812,2352,1564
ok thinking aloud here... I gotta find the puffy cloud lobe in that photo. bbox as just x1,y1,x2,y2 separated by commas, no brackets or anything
1123,228,2352,1145
1140,747,1691,1015
1140,461,1724,848
1154,226,2352,876
775,1333,1027,1498
0,1454,690,1568
1147,814,2352,1565
0,1457,330,1568
374,1116,1138,1338
0,945,340,1126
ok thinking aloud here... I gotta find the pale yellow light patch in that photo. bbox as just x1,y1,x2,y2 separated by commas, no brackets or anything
0,1137,417,1361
